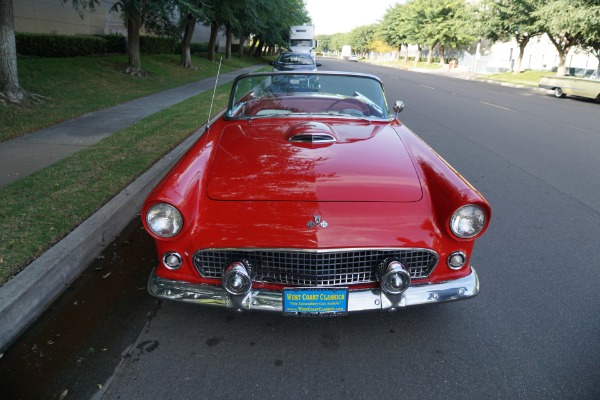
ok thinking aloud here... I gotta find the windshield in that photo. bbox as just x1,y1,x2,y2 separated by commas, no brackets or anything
277,53,314,65
227,73,390,120
290,39,312,47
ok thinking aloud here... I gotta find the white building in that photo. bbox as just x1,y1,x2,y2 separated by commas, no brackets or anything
12,0,223,48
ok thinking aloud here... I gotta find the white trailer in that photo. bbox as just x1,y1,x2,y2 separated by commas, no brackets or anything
289,26,317,59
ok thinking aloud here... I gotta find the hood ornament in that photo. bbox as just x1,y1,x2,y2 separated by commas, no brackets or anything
307,215,328,229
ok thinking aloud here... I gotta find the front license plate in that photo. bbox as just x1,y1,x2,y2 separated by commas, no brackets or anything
290,79,300,84
283,287,348,317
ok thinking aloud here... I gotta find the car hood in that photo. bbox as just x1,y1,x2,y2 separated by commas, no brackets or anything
207,121,423,202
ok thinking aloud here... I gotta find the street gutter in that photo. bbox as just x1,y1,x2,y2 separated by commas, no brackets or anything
0,114,220,352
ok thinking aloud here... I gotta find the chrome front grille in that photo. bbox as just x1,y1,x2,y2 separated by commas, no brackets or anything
193,249,438,286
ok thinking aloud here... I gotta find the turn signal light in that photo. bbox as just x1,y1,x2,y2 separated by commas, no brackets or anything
162,252,183,270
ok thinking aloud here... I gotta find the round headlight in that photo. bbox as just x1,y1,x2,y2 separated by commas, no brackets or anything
146,203,183,238
450,205,486,239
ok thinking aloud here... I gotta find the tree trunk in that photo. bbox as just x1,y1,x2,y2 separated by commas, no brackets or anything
256,40,264,57
547,34,573,76
439,44,446,65
0,0,26,103
556,51,567,76
426,42,435,64
225,25,233,60
208,21,219,62
403,43,409,62
513,37,529,75
249,36,258,57
237,36,245,57
126,14,142,75
180,14,196,68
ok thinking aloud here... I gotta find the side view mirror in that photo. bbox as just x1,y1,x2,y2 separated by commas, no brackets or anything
393,100,405,115
269,61,275,66
316,62,323,67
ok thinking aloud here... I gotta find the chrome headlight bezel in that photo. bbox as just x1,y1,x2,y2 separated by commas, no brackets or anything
450,205,486,239
146,203,184,238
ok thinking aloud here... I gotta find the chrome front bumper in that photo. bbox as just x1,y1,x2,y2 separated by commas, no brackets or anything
148,267,479,312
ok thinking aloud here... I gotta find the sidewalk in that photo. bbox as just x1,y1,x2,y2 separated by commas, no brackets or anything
0,65,264,188
0,64,265,351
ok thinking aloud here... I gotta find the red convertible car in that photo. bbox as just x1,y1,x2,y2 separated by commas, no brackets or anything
142,71,491,316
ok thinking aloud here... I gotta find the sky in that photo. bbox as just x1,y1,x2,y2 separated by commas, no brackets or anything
304,0,401,35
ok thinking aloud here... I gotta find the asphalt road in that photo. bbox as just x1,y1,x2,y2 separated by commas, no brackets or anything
3,59,600,400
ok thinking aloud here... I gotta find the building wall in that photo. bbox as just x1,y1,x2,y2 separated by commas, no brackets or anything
489,35,599,73
13,0,123,35
12,0,220,46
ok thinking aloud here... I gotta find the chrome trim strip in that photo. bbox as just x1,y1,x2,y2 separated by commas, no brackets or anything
148,267,479,312
196,247,438,253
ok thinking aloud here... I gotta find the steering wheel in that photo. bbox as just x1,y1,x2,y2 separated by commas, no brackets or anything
325,99,370,115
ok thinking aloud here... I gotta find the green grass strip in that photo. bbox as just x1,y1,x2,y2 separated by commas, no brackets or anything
0,54,258,142
0,84,232,285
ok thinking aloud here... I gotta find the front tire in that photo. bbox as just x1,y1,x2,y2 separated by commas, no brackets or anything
554,87,565,98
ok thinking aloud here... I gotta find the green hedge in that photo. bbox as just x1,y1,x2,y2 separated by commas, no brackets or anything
189,43,242,54
16,33,108,57
100,34,127,54
15,33,198,57
190,42,210,54
139,36,180,54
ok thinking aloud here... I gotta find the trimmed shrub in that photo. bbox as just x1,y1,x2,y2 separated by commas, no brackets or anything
140,36,180,54
190,42,210,54
97,34,127,54
15,32,205,58
16,33,107,57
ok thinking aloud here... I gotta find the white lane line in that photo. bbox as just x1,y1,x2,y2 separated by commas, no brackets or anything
480,101,514,111
420,84,435,90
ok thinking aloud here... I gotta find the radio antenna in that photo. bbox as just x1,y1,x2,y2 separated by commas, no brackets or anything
206,57,223,131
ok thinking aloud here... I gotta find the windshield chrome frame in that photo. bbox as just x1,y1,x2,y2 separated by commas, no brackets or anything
225,71,393,121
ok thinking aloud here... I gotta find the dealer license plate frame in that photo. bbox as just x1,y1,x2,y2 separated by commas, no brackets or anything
283,287,349,317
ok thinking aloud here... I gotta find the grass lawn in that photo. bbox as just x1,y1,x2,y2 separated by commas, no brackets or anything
0,53,261,142
0,53,266,285
372,59,447,70
484,70,549,87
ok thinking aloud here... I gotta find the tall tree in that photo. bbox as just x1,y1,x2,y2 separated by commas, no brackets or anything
67,0,177,75
315,34,332,52
582,19,600,70
199,0,234,61
244,0,309,57
410,0,474,64
329,32,351,53
534,0,598,75
0,0,26,104
432,0,475,64
348,24,377,55
379,3,410,59
179,0,204,68
481,0,544,74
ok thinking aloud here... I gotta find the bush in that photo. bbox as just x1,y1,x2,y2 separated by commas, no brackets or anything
190,42,211,54
15,33,184,57
140,36,180,54
16,33,107,57
98,34,127,54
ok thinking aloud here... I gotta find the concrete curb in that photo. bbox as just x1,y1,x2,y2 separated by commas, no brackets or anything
0,114,220,352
